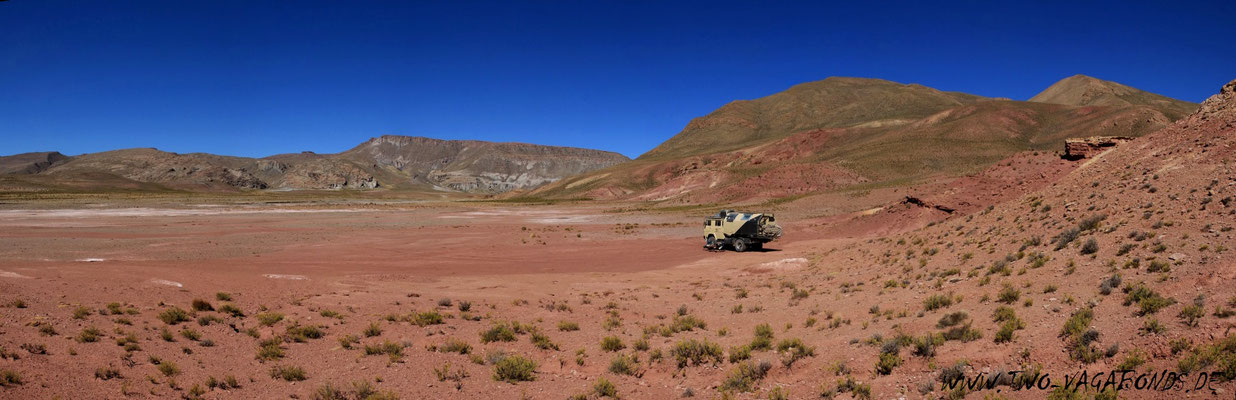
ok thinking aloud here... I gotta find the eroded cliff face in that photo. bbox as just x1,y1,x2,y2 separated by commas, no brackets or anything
340,136,630,193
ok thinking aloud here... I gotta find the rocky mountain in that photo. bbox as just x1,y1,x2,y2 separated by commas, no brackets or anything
1,136,629,193
1029,74,1198,119
337,136,630,192
532,76,1198,203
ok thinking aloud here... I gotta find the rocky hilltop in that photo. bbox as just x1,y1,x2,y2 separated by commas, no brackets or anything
0,136,629,193
1029,74,1198,119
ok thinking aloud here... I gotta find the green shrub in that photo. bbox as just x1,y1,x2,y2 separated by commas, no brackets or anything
480,323,518,343
924,294,954,311
777,338,816,367
557,321,580,331
269,365,307,381
936,311,969,328
593,377,618,398
1180,301,1205,327
720,360,771,392
412,310,444,326
1123,282,1175,315
218,303,245,318
1060,309,1095,338
600,336,625,352
440,338,471,354
157,360,180,377
286,324,325,342
158,307,191,325
191,299,214,312
997,284,1021,304
1054,228,1080,250
180,328,202,341
875,352,901,375
531,332,558,351
608,353,640,376
0,369,22,386
728,345,752,363
256,312,284,327
256,337,284,361
492,355,537,383
670,338,724,367
1080,238,1099,255
362,340,405,362
750,323,774,350
77,326,102,343
363,321,383,337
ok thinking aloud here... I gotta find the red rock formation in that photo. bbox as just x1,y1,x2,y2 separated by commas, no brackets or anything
1063,136,1132,160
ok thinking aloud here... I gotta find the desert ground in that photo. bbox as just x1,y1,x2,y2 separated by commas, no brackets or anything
2,152,1234,400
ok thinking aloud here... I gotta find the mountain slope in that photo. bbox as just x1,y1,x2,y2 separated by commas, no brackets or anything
4,136,629,193
535,77,1195,202
641,77,989,160
1030,74,1198,119
803,78,1236,393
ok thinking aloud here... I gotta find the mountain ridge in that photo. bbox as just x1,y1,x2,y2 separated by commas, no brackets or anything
0,136,629,194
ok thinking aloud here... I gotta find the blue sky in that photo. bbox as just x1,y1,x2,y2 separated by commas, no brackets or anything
2,1,1233,159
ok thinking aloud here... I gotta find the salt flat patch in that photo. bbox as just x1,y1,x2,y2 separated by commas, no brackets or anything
263,274,308,280
450,209,598,224
0,207,375,219
76,258,106,263
150,279,183,287
0,270,32,279
743,258,809,274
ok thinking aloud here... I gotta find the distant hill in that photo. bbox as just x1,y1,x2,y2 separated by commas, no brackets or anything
1029,74,1198,119
532,76,1198,202
0,137,629,193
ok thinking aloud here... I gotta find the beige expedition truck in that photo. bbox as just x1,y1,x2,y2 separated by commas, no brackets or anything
704,210,783,252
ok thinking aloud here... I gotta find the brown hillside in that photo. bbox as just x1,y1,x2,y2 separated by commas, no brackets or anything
640,77,988,160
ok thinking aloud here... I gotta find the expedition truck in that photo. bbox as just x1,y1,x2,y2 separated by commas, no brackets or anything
704,210,782,252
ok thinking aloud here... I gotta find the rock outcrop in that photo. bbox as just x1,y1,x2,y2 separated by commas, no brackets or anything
1062,136,1133,160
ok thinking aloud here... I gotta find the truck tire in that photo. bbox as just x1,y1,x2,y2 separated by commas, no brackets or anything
733,239,748,252
706,235,717,250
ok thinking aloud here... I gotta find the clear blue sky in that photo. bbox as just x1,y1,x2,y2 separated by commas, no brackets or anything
2,1,1233,159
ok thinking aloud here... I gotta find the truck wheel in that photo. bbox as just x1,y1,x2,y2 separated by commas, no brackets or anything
706,235,717,250
733,239,748,252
